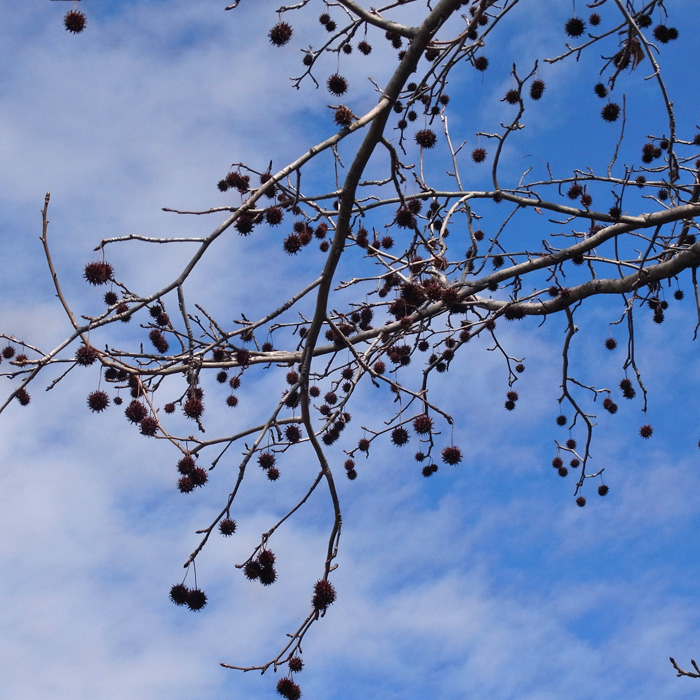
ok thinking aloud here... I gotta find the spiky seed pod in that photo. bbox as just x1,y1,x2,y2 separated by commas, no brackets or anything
186,588,207,611
312,579,336,611
140,416,158,436
177,455,195,475
258,549,275,568
87,390,110,413
598,484,609,496
319,13,331,25
594,82,607,98
474,56,488,71
471,148,487,163
288,657,303,673
2,345,15,359
575,496,586,507
258,565,277,585
619,379,636,399
269,22,293,46
64,10,86,33
182,397,203,419
277,677,302,700
234,211,256,235
506,391,519,402
170,583,189,606
358,438,370,453
552,457,563,469
604,337,617,350
113,396,123,406
394,207,415,229
84,261,113,285
327,74,348,96
115,303,130,322
413,414,433,434
125,400,147,424
75,344,99,366
565,17,585,37
601,103,620,122
334,105,353,126
558,466,568,477
674,289,684,300
503,89,519,104
415,129,437,149
653,25,670,43
178,476,195,493
580,192,593,207
244,561,262,580
285,425,301,443
639,424,653,439
357,40,372,55
104,291,118,306
529,79,545,100
15,388,30,406
225,171,250,192
441,445,462,465
190,467,208,487
589,13,601,26
603,398,618,414
258,452,275,471
391,427,409,446
284,233,302,255
148,329,169,354
567,184,583,199
504,400,516,411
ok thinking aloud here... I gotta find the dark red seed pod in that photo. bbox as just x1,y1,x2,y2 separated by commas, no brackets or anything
565,17,585,37
64,10,87,33
441,445,462,465
415,129,437,149
84,261,113,285
186,588,207,611
327,74,348,96
87,391,110,413
312,578,336,611
413,414,433,434
170,583,189,606
601,103,620,122
277,677,302,700
75,344,99,366
268,22,293,46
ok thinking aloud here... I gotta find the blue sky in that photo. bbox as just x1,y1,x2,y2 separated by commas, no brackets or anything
1,2,700,699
